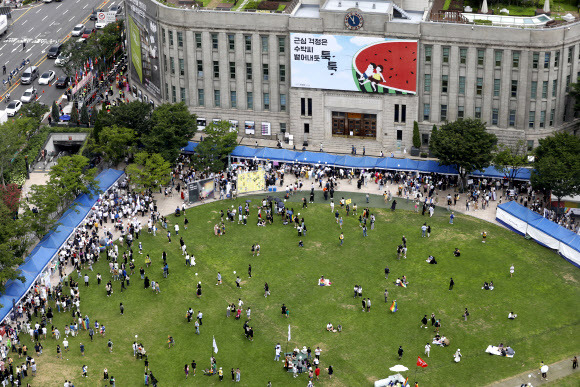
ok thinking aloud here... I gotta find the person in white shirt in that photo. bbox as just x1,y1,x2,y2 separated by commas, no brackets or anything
274,343,281,361
425,343,431,357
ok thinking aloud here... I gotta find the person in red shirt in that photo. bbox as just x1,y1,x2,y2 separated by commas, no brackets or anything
315,366,320,380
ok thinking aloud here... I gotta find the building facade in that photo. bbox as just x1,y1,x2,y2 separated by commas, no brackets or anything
125,0,580,155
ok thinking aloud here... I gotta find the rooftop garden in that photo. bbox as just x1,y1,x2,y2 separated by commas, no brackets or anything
444,0,579,16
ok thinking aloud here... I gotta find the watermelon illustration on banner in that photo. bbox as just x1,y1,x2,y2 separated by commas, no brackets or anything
353,41,417,94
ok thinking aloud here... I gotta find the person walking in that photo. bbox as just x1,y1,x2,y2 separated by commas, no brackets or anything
384,266,390,279
572,356,578,369
449,212,454,224
420,315,428,328
274,343,281,361
421,223,427,237
119,303,124,315
463,308,469,321
449,277,454,290
398,346,404,360
384,288,388,303
510,264,514,277
339,232,344,246
184,364,189,379
425,343,431,358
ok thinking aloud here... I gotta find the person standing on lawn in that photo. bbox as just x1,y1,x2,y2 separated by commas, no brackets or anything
398,346,404,360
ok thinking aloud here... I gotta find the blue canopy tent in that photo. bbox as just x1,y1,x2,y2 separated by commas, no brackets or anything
181,141,198,154
231,146,258,159
294,151,327,164
3,273,36,297
471,166,532,180
39,230,71,249
25,246,58,269
76,193,96,208
334,155,364,168
417,160,458,175
359,157,379,169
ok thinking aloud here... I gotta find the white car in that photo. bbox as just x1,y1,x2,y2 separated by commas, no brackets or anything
55,53,71,66
21,88,37,104
71,24,85,37
6,100,22,117
95,21,107,29
43,0,53,3
38,70,56,85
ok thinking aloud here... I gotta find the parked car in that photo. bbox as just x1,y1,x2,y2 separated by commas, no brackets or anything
71,24,85,37
38,70,56,85
109,4,122,15
47,44,62,59
6,100,22,116
90,9,104,20
21,87,37,103
20,66,39,85
54,77,71,88
81,28,94,39
55,52,71,66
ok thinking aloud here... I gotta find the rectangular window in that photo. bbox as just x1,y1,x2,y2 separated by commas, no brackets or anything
263,64,269,81
165,83,168,97
566,75,571,93
550,108,555,126
529,110,535,128
397,130,403,141
246,63,252,80
475,106,481,119
442,47,450,63
214,90,221,107
163,54,167,71
493,79,500,97
280,123,286,133
495,50,503,67
477,49,485,66
527,140,534,151
245,35,252,51
307,98,312,116
198,89,204,106
492,108,499,125
512,51,520,68
261,36,269,53
180,87,186,102
179,58,184,76
279,65,286,82
195,33,201,48
211,33,218,49
171,86,176,103
530,81,537,100
476,77,483,96
542,81,548,98
532,52,539,69
511,80,518,97
540,110,546,128
197,60,203,77
568,48,573,64
440,104,447,121
247,92,253,109
544,52,550,68
229,62,236,79
401,104,406,123
301,98,306,116
278,37,285,53
162,28,165,44
301,122,309,134
424,74,431,92
459,76,465,95
554,51,560,67
458,105,464,119
280,94,286,112
170,57,175,74
263,93,270,110
441,75,448,93
177,32,183,47
228,34,235,50
230,91,237,108
552,79,557,97
423,103,430,121
213,61,219,78
394,104,400,123
424,45,432,62
509,109,516,127
460,48,467,64
169,31,173,46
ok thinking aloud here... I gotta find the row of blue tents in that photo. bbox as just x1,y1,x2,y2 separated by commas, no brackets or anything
181,142,532,180
0,169,124,323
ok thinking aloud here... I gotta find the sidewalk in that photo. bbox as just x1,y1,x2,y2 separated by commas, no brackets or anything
486,356,578,386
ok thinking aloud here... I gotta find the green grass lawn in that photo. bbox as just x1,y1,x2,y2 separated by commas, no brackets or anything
490,1,577,16
17,192,580,386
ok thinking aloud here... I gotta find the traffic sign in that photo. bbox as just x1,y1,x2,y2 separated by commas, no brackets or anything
97,12,106,21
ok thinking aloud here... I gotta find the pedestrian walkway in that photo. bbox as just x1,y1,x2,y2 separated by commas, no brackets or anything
486,356,578,386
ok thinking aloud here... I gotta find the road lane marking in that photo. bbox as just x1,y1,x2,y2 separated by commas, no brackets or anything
21,20,27,25
42,15,48,21
63,10,69,14
10,7,32,26
36,8,42,13
11,46,18,53
57,28,62,33
0,44,5,50
83,4,88,8
35,33,41,38
56,4,62,8
29,27,34,33
69,16,75,22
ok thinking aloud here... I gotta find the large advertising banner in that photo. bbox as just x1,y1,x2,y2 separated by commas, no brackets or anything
291,33,417,94
127,0,161,99
188,178,216,203
237,169,266,194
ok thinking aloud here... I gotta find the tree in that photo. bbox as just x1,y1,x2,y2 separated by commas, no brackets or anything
98,101,153,139
70,105,79,126
144,103,197,162
126,152,171,190
494,140,530,188
94,125,136,164
531,132,580,207
21,183,62,240
21,102,49,122
412,121,421,149
0,200,27,295
193,121,237,172
431,118,497,190
80,104,89,125
429,124,438,150
0,184,21,214
48,155,99,205
0,118,29,186
51,101,60,123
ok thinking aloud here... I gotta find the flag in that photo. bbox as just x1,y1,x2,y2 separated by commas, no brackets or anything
346,198,352,205
390,300,398,313
212,336,218,354
417,356,428,368
287,324,291,342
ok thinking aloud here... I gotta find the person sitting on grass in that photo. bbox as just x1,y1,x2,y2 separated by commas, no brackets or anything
298,240,304,247
508,312,517,319
426,256,438,264
453,248,461,257
167,336,175,348
326,323,334,332
482,281,494,290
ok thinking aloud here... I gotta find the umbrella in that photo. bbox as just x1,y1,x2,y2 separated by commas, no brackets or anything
59,114,71,121
540,365,548,373
389,365,408,372
246,200,252,203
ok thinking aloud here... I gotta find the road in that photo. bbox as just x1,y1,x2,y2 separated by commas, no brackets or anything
0,0,117,111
